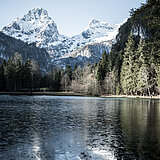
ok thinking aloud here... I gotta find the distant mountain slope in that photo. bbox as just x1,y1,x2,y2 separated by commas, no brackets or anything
0,32,52,72
55,40,113,67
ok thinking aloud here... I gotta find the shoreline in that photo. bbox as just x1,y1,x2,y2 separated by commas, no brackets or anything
0,91,85,97
0,92,160,99
100,95,160,99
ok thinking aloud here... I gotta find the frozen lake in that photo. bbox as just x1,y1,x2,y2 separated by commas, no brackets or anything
0,95,160,160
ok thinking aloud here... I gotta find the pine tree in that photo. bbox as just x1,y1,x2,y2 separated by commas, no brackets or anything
66,65,72,81
120,33,135,95
23,59,32,90
31,61,41,89
5,57,16,91
155,49,160,92
72,64,78,81
96,61,103,82
13,53,23,91
0,60,7,91
148,45,158,95
53,70,61,91
137,39,150,95
96,51,109,83
137,65,149,95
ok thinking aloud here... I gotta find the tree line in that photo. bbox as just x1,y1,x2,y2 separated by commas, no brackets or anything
0,53,41,92
0,50,112,95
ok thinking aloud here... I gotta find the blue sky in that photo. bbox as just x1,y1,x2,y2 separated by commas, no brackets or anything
0,0,146,37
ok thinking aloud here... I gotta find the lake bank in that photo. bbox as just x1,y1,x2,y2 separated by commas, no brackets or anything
0,91,84,96
0,91,160,99
101,94,160,99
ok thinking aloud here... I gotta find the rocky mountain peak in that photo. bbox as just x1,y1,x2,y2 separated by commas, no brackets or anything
22,7,50,22
87,19,114,30
2,7,59,45
88,19,100,26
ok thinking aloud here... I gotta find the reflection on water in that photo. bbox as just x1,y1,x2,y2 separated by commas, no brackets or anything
120,100,160,159
0,96,160,160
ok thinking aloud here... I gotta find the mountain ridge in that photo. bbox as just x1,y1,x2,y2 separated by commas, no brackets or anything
2,7,124,67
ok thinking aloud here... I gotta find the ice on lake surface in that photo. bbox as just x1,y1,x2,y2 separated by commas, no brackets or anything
0,95,160,160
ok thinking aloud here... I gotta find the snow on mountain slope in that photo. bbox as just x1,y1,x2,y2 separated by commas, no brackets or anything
63,19,121,59
62,40,113,59
3,8,59,47
2,7,123,65
69,19,118,49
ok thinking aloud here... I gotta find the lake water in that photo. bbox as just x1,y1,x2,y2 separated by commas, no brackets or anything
0,95,160,160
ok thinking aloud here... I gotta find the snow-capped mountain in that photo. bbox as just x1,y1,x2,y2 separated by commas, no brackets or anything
3,8,59,47
62,19,121,60
2,7,123,67
74,19,119,42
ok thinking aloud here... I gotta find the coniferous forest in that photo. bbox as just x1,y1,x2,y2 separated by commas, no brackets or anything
0,0,160,96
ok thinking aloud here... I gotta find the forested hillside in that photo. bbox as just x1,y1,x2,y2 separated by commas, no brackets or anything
0,32,52,72
110,0,160,95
